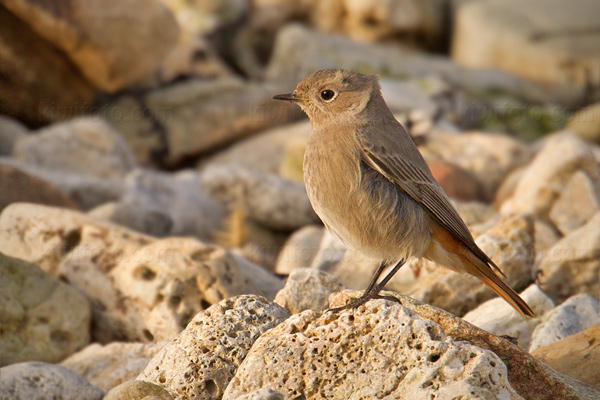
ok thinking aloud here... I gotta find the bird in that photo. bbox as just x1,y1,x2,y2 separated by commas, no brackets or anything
273,69,534,318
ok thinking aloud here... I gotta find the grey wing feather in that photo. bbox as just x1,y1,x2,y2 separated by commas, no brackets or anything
356,123,505,277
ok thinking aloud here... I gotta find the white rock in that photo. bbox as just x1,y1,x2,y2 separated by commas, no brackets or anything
549,170,600,235
529,294,600,352
274,268,344,314
275,225,324,275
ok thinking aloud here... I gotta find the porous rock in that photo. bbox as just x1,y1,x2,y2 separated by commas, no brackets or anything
224,297,524,400
138,295,289,400
233,388,285,400
103,380,174,400
0,253,91,367
60,342,166,391
0,362,104,400
274,268,344,314
529,294,600,352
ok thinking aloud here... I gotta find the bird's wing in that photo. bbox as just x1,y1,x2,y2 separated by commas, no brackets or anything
355,122,504,277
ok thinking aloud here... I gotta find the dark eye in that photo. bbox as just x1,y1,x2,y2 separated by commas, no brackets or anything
320,89,336,101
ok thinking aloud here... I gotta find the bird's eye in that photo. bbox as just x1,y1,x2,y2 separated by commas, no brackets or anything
320,89,336,101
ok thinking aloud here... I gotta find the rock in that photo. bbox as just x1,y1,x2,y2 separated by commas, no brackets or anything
0,115,27,156
103,380,174,400
0,164,78,212
422,131,532,200
428,159,487,201
274,268,344,314
0,203,283,343
104,78,302,166
275,225,324,275
0,362,104,400
310,230,348,271
224,298,524,400
13,117,137,180
410,214,535,316
3,0,179,92
0,5,96,126
453,201,499,232
138,295,289,400
452,0,600,88
198,121,311,178
202,166,319,231
379,78,439,115
532,323,600,390
60,342,166,391
99,169,226,241
0,253,91,367
533,220,561,263
529,294,600,352
500,132,600,223
549,170,600,235
233,388,285,400
567,103,600,143
535,212,600,304
463,285,555,350
267,24,573,105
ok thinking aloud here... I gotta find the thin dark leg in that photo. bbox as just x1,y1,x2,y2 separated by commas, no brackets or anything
328,259,406,312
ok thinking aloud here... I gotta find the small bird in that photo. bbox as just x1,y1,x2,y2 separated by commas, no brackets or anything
274,69,534,317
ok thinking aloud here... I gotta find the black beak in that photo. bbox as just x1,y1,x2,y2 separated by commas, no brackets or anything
273,93,301,102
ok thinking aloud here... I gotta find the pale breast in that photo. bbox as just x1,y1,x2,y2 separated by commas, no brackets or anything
303,129,432,262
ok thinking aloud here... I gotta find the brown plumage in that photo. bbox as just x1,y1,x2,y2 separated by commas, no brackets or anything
274,69,534,318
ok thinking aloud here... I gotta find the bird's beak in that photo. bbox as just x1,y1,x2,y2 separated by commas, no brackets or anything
273,93,303,102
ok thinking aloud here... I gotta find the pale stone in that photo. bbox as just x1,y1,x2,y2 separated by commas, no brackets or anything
566,102,600,143
103,380,174,400
275,226,324,275
138,296,289,400
233,388,285,400
274,268,344,314
0,115,27,156
549,170,600,235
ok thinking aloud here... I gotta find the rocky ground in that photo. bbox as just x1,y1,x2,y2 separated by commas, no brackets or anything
1,1,600,400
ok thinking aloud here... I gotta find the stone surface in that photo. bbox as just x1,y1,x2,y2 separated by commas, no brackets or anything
566,103,600,143
410,214,536,316
104,78,302,165
224,299,524,400
0,203,283,343
0,115,27,156
500,134,600,221
202,166,319,231
428,159,487,201
463,285,555,350
103,380,174,400
0,253,91,367
0,362,104,400
549,170,600,235
233,388,285,400
532,323,600,390
452,0,600,88
0,5,96,126
13,117,137,180
0,164,78,212
60,342,166,391
275,225,324,275
2,0,179,92
535,212,600,304
274,268,344,315
529,294,600,352
138,295,289,400
99,169,226,240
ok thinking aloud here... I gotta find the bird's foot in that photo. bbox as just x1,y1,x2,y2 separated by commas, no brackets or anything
327,291,402,313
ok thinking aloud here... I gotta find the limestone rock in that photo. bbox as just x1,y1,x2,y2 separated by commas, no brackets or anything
0,362,104,400
463,285,555,350
410,214,536,316
452,0,600,88
0,164,78,212
275,226,324,275
549,170,600,235
138,296,289,400
529,294,600,352
3,0,179,92
104,78,302,165
233,388,285,400
0,253,91,367
13,117,137,180
103,380,174,400
274,268,344,315
500,134,600,221
0,204,283,343
535,212,600,303
532,323,600,390
0,115,27,156
566,102,600,143
202,166,319,231
60,342,166,391
224,298,524,400
428,159,487,201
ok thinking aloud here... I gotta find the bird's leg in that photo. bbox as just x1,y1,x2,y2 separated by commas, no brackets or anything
328,259,405,312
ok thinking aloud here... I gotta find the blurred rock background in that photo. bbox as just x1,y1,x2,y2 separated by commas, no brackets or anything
1,1,599,399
